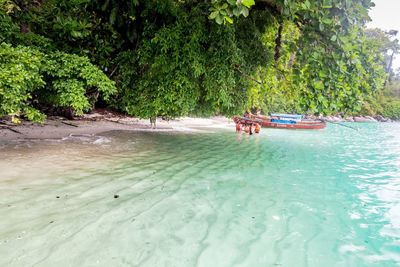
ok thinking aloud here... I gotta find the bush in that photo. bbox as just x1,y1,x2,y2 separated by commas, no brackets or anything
0,43,116,122
40,52,117,116
381,100,400,120
360,96,384,116
0,43,46,122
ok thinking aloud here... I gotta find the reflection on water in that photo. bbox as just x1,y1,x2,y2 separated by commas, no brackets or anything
0,124,400,266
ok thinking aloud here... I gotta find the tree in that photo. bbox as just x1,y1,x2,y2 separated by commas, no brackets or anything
0,0,392,121
365,28,400,83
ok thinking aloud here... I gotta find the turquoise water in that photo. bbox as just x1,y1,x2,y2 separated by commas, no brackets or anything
0,123,399,266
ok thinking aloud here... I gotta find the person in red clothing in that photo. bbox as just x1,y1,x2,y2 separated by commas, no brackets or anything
236,122,242,132
255,123,261,133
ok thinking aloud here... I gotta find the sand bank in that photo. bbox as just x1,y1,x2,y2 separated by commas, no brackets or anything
0,113,234,141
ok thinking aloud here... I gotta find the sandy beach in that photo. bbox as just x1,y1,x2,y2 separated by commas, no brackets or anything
0,111,234,141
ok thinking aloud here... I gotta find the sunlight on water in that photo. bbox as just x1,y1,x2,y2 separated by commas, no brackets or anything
0,124,399,266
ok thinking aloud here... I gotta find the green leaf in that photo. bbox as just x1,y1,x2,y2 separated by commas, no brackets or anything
209,11,219,20
109,7,117,25
232,7,240,16
241,7,249,17
225,16,233,24
322,0,332,8
241,0,255,9
215,15,223,25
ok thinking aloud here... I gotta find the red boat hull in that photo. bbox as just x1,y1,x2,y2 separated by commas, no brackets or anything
260,120,326,130
234,115,326,130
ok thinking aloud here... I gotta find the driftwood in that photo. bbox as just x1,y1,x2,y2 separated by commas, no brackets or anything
61,121,79,127
0,125,23,134
104,118,122,124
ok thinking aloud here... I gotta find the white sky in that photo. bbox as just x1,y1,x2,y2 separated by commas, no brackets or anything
368,0,400,70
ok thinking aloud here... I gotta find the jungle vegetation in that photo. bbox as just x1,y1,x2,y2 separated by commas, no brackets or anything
0,0,399,122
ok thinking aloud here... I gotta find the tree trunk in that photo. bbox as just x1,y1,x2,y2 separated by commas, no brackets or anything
274,17,283,63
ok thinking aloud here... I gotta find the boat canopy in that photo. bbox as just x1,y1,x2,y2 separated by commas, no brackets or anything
271,119,297,124
270,113,303,120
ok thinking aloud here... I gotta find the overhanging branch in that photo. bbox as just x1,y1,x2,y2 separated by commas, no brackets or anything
234,65,263,85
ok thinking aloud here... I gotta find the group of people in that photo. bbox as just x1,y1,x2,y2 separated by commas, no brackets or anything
235,121,261,135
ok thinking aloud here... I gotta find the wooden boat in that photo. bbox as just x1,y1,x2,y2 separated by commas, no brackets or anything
234,114,326,130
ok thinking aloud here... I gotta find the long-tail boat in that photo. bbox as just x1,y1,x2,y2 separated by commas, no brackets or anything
234,114,326,130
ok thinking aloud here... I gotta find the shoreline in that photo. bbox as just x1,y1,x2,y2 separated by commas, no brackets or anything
0,114,234,141
310,114,392,123
0,111,395,141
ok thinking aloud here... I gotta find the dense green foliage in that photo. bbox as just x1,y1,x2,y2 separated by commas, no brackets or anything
381,100,400,120
0,0,117,122
365,28,400,82
0,43,116,122
0,43,45,122
371,77,400,120
0,0,396,122
359,28,400,119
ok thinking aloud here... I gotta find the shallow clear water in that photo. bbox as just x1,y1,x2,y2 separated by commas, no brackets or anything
0,124,399,267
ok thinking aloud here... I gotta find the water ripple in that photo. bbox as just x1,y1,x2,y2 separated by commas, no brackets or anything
1,124,400,266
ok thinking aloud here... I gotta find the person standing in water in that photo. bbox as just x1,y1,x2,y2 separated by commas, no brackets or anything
244,124,250,133
236,122,242,132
